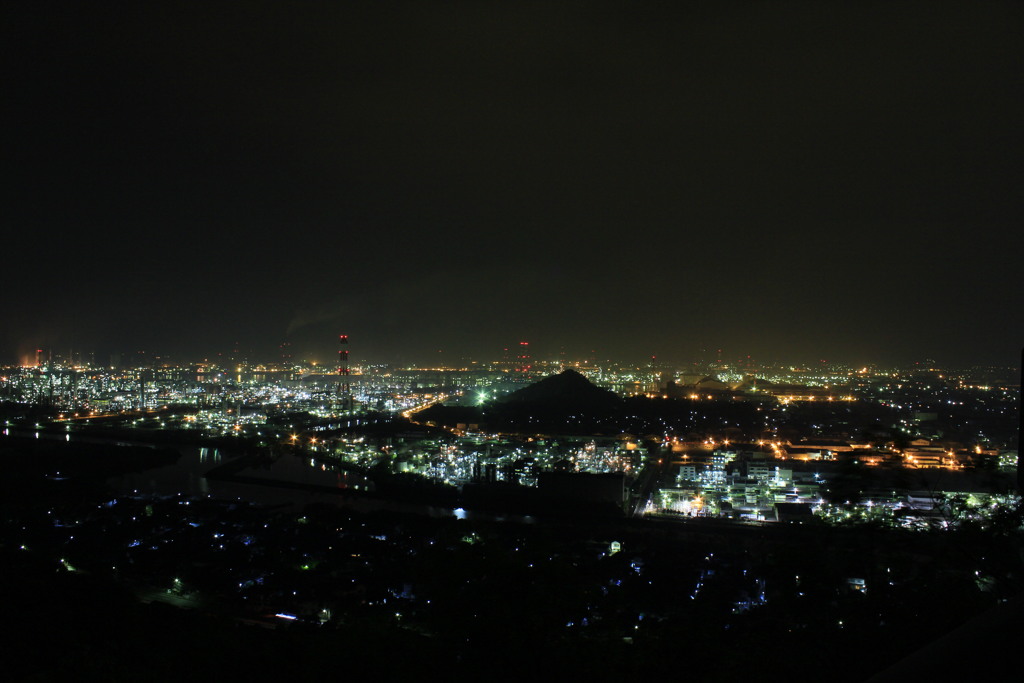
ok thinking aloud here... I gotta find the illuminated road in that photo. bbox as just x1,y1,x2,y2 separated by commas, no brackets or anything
55,407,170,422
402,393,454,421
630,450,670,517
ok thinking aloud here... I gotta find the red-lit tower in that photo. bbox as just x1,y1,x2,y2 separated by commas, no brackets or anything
516,341,531,377
338,334,351,412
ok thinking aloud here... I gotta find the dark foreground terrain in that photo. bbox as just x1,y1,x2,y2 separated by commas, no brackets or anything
2,437,1022,682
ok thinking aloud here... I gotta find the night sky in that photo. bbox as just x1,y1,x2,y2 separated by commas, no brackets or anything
5,1,1023,367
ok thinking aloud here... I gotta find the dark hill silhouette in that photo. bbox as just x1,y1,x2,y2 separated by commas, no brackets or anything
499,369,620,407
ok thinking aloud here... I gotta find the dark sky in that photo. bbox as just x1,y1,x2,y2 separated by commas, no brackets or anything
4,1,1023,367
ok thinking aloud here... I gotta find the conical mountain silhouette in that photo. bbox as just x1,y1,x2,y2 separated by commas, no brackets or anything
499,369,619,407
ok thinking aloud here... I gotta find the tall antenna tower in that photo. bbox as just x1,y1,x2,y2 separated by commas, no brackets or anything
338,334,351,413
514,341,531,380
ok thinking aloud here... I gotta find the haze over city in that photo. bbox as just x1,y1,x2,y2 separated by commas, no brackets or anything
5,1,1023,367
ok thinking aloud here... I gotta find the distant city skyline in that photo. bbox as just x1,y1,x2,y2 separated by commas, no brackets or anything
7,339,1017,375
6,331,1020,371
